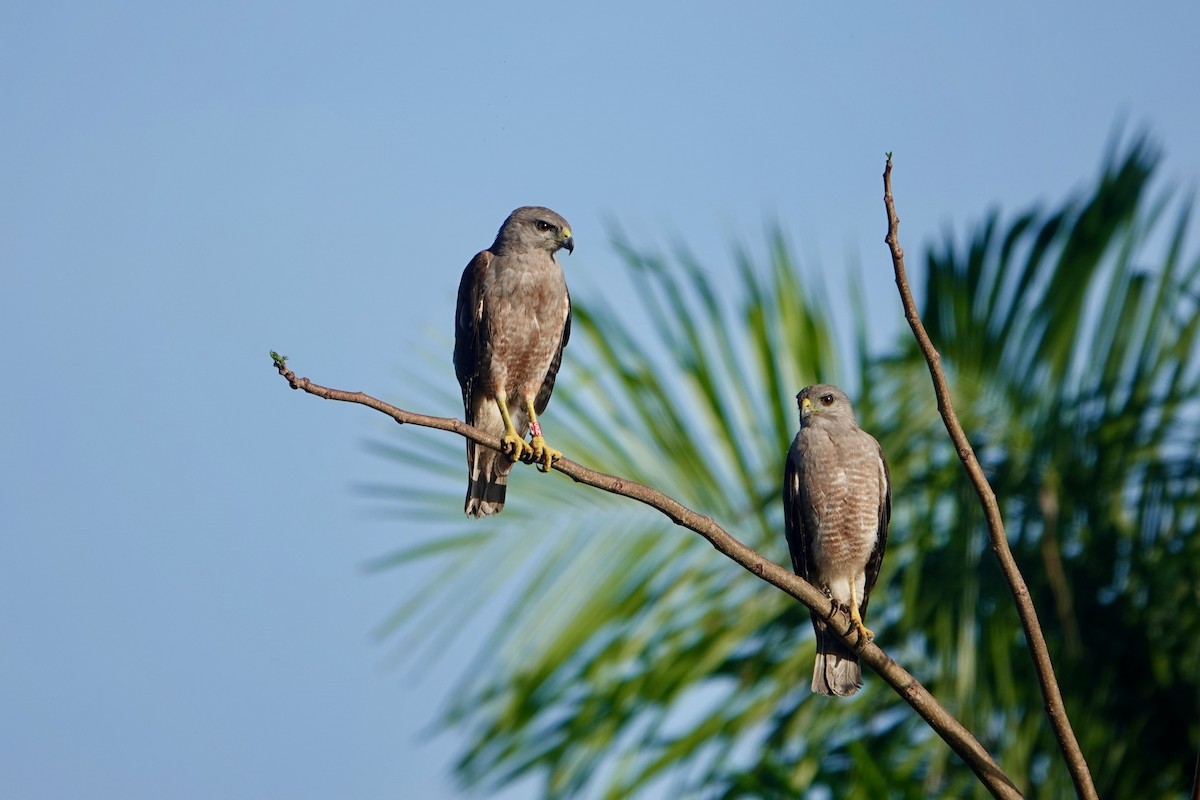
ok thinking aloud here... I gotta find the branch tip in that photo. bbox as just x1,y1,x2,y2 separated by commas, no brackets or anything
881,156,1096,800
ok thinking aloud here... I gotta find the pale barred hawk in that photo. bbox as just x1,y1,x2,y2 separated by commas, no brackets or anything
783,384,891,696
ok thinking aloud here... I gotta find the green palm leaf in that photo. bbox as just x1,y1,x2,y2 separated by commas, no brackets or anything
369,135,1200,798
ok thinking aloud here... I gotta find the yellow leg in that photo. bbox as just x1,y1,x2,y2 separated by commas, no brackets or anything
848,582,874,644
524,399,562,472
495,393,532,462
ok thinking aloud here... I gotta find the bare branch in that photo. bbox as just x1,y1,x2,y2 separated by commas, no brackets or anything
881,157,1097,799
1191,737,1200,800
270,352,1022,800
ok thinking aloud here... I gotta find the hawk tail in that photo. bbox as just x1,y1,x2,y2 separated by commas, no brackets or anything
811,625,863,697
464,442,512,517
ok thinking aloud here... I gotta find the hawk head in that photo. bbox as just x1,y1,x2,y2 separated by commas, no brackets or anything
494,206,574,256
796,383,859,429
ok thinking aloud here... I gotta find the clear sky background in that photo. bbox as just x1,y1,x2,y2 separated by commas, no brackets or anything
3,2,1198,798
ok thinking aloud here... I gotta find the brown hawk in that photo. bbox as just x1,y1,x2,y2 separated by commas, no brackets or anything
783,383,891,696
453,206,574,517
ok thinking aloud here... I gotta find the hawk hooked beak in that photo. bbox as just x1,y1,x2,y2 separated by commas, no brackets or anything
799,395,813,420
560,229,574,255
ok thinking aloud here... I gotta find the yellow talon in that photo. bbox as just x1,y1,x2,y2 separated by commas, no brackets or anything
523,400,561,473
848,605,874,644
495,394,532,463
527,435,562,472
848,583,874,644
501,430,532,462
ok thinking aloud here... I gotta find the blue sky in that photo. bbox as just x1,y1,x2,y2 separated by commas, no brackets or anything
2,2,1198,798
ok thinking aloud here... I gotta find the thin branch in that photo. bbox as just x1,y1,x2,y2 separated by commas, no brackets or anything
1191,737,1200,800
881,157,1097,800
269,351,1022,800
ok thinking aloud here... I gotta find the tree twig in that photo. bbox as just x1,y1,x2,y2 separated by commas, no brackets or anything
881,157,1097,799
269,351,1022,800
1191,736,1200,800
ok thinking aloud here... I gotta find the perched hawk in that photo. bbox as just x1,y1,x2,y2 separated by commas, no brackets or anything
783,384,891,697
453,206,574,517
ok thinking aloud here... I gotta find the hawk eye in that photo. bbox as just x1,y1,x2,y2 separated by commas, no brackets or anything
820,394,835,406
535,220,553,232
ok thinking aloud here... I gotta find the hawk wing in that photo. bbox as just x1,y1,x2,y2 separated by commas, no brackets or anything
534,287,571,415
859,443,892,617
453,249,492,424
782,439,815,584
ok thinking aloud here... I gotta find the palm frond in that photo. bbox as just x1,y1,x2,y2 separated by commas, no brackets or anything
369,136,1200,799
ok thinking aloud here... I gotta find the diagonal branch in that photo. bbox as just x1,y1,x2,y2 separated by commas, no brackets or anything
1192,738,1200,800
881,156,1097,800
269,351,1022,800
